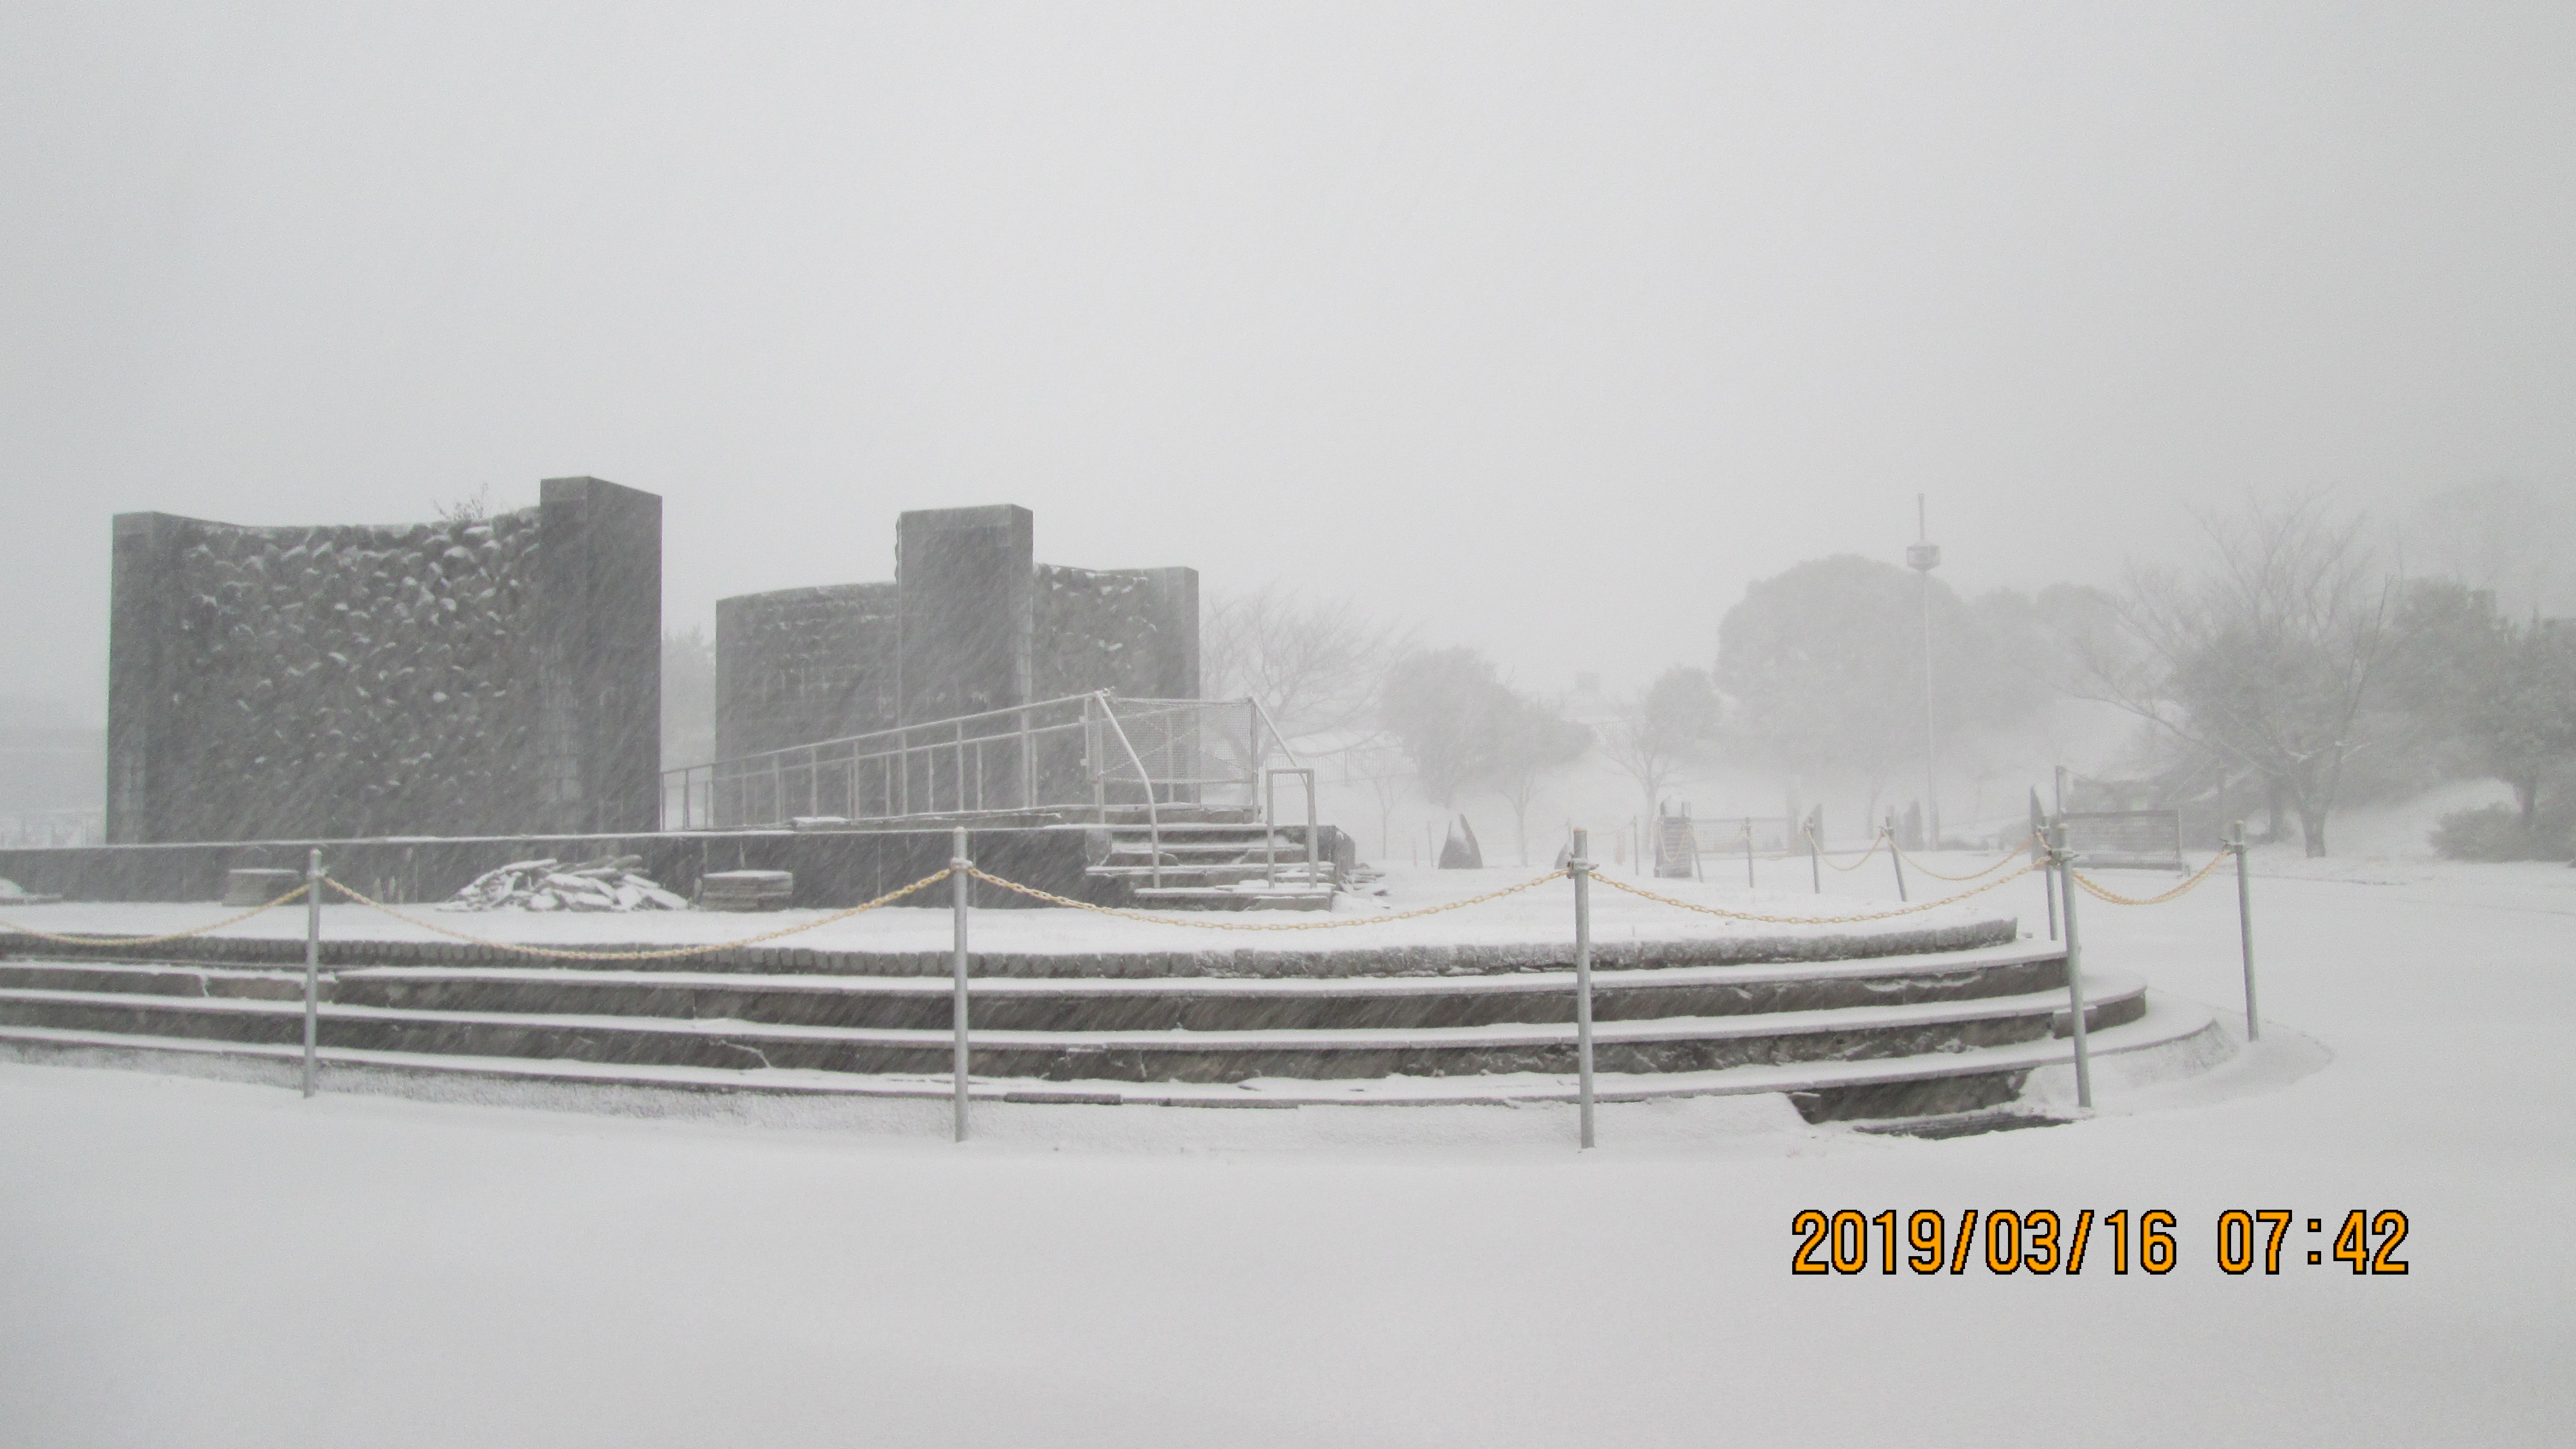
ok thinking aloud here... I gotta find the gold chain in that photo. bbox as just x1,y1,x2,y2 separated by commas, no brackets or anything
963,864,1570,930
2068,851,2231,906
1889,833,2041,883
1819,831,1890,872
321,870,956,960
0,884,312,947
1590,859,2040,925
4,845,2229,963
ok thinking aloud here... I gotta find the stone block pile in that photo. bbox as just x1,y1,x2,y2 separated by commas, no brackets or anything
441,855,690,913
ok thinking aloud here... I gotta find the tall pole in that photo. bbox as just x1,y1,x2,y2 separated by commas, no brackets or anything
1908,495,1942,849
1886,812,1908,902
2053,822,2094,1109
951,826,972,1142
2034,790,2057,941
302,847,322,1099
1571,828,1595,1149
2231,820,2260,1041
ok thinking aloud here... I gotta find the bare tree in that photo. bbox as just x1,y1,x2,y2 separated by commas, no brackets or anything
1202,585,1413,741
1333,738,1415,858
435,485,501,525
1598,667,1722,824
2083,494,2390,856
1381,647,1510,808
1489,694,1593,865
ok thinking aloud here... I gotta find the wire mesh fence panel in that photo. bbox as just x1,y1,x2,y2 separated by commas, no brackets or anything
1101,698,1258,808
2061,809,2186,871
661,694,1285,828
1686,816,1798,855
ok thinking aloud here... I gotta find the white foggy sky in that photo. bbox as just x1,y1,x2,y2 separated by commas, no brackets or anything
5,2,2573,722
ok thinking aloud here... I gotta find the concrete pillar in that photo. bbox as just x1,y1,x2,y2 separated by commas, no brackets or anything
534,476,662,835
896,505,1033,725
1138,566,1201,700
106,513,193,842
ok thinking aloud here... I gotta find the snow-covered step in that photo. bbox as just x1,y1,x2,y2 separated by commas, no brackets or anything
0,995,2222,1121
0,917,2028,979
1087,864,1330,882
0,939,2078,1031
1125,886,1335,912
0,960,311,1000
0,973,2145,1082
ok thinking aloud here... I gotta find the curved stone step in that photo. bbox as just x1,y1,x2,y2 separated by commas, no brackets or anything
0,995,2220,1114
0,973,2146,1083
0,941,2073,1030
0,917,2024,979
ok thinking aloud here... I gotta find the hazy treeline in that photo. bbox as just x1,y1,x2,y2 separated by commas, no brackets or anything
641,481,2574,863
1189,481,2576,863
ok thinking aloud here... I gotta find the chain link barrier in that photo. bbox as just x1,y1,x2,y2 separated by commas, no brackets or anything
1588,858,2041,925
1817,830,1891,872
0,883,313,948
6,845,2231,962
963,863,1571,930
321,871,958,961
2068,851,2231,906
1888,832,2041,883
1767,825,1826,863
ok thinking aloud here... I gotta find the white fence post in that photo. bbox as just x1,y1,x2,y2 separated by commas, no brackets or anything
1571,828,1595,1149
951,826,972,1142
2052,822,2094,1109
302,847,322,1099
1886,815,1907,901
2231,820,2260,1041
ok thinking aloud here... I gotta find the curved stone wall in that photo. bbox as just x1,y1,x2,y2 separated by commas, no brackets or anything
173,513,539,839
109,477,660,843
713,507,1199,772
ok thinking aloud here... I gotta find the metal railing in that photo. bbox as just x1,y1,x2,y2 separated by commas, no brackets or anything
661,694,1310,875
0,808,105,849
2059,809,2186,872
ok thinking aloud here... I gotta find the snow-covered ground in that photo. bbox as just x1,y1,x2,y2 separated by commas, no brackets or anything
2,850,2569,1446
0,855,2015,958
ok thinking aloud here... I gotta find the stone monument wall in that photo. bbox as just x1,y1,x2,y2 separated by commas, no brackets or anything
108,476,659,844
1031,565,1198,701
896,505,1034,727
711,583,898,760
712,506,1199,766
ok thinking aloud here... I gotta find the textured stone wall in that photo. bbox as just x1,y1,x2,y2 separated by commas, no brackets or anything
896,505,1034,726
107,477,659,843
713,583,899,760
1032,565,1199,701
712,507,1200,770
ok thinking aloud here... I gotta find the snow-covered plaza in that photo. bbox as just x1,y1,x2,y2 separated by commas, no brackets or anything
3,848,2566,1447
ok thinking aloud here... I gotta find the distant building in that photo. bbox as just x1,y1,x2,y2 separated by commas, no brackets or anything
0,700,103,846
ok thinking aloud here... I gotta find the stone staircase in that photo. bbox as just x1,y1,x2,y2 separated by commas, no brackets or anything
0,928,2222,1123
1083,820,1339,911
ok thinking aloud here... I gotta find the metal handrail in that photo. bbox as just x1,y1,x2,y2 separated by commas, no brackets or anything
1092,693,1163,889
668,689,1129,775
1246,698,1305,772
1262,766,1323,888
663,692,1304,836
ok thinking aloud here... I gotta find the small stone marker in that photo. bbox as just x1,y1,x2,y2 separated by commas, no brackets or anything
1438,816,1484,870
700,870,794,912
224,868,304,907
